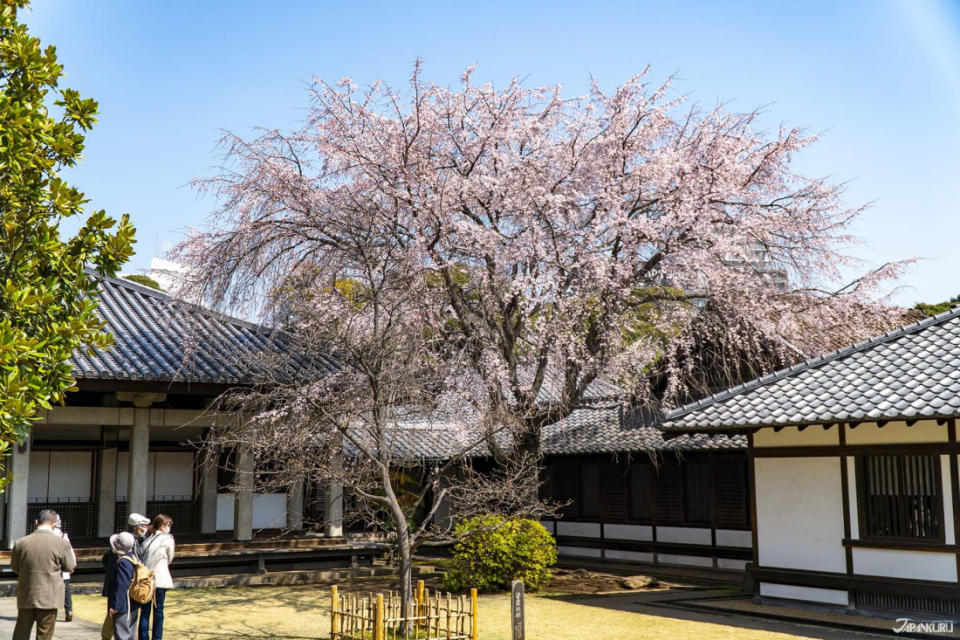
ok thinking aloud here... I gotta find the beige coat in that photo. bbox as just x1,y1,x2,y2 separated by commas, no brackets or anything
142,532,175,589
11,528,77,610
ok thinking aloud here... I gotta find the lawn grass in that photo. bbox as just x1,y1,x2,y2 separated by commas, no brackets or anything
72,584,810,640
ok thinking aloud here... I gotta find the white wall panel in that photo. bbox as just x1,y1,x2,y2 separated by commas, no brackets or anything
216,494,234,531
28,452,49,500
846,457,859,539
657,553,713,567
48,452,92,500
716,529,752,548
604,549,654,563
539,521,555,534
853,548,957,582
604,524,653,541
760,582,849,606
116,452,128,499
755,457,846,572
557,545,601,558
215,493,288,530
656,526,711,545
556,521,601,538
27,451,92,501
153,452,194,498
253,494,287,528
943,455,955,545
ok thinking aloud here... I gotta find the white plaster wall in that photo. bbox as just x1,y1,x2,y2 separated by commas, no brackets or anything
852,548,957,582
216,493,288,530
253,494,287,528
846,457,859,539
716,529,753,548
759,582,849,606
656,526,711,545
28,451,92,500
753,426,838,447
152,452,194,498
755,457,846,572
604,524,653,541
556,521,601,538
216,494,233,531
604,549,654,563
27,452,48,500
557,545,601,558
943,455,956,545
48,452,92,500
657,553,714,567
845,420,947,444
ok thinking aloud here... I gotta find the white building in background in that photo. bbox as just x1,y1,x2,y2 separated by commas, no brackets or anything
662,307,960,618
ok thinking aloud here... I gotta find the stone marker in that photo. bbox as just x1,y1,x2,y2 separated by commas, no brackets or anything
511,579,525,640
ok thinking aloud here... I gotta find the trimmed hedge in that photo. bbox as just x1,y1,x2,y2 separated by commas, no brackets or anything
444,515,557,592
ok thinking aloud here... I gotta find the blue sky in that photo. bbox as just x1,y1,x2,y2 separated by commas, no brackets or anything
27,0,960,306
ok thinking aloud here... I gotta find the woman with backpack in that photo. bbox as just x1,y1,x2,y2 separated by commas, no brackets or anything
139,514,174,640
107,532,146,640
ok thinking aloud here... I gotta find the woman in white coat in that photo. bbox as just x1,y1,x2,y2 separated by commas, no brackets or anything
139,514,175,640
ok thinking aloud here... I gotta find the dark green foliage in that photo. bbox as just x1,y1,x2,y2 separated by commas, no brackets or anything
915,295,960,317
0,1,135,462
123,274,161,291
444,515,557,592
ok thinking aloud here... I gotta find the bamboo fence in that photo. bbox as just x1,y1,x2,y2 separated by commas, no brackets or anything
331,580,478,640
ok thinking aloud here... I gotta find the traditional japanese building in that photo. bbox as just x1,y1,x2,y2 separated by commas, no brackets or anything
535,407,752,570
1,274,343,547
662,307,960,615
4,273,755,577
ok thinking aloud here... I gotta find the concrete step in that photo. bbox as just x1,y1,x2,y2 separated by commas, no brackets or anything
0,535,348,562
0,564,440,597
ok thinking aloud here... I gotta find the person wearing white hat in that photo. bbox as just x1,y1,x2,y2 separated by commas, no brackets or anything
127,514,150,561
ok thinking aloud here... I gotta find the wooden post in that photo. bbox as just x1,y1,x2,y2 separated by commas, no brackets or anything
511,580,524,640
470,588,478,640
416,579,425,632
375,593,384,640
330,585,339,639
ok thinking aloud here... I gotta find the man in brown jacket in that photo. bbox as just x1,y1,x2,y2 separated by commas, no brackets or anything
11,508,77,640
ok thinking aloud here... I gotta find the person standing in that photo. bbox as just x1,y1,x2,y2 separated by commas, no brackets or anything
52,515,77,622
139,514,175,640
101,513,151,640
108,531,144,640
10,509,77,640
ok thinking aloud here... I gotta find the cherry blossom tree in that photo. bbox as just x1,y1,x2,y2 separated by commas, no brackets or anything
178,63,908,465
194,198,536,616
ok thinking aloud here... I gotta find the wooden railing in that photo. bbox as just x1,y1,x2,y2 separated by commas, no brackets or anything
331,581,478,640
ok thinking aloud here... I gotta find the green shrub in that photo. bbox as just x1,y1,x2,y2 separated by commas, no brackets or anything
444,515,557,592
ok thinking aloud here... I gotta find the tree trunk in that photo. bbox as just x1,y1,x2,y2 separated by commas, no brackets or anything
382,465,414,633
397,534,414,633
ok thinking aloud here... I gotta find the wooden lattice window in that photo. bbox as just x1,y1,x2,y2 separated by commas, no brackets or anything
628,462,653,522
579,463,601,519
683,461,711,525
714,457,749,528
857,454,943,541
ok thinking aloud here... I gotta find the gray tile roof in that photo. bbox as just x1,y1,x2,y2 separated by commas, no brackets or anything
662,305,960,432
379,405,745,461
73,274,334,384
